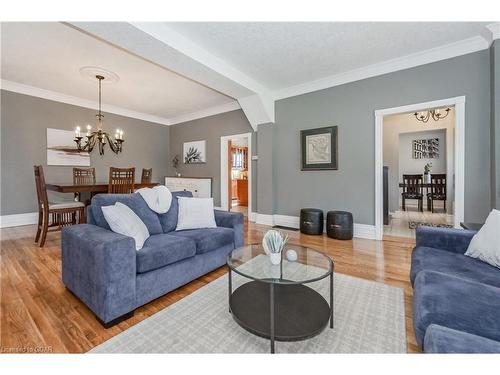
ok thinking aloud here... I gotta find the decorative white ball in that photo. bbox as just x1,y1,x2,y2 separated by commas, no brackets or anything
286,249,298,262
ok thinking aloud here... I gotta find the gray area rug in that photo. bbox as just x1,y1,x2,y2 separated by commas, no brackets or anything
91,258,406,353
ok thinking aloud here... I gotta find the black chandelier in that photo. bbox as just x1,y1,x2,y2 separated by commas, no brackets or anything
74,75,124,155
414,107,451,123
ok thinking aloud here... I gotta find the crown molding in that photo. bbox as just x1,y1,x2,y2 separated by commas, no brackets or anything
1,80,172,126
273,36,489,101
168,100,241,125
483,22,500,45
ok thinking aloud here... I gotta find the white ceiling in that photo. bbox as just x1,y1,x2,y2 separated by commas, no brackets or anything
0,22,495,126
0,22,235,121
166,22,490,90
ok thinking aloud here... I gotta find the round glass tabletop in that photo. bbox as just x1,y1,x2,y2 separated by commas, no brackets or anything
227,243,333,285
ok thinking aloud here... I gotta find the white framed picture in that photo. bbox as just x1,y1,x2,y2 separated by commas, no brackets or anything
183,140,206,164
47,128,90,166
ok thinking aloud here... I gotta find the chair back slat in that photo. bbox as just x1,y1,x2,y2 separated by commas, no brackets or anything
34,165,48,209
108,167,135,194
402,174,423,195
141,168,152,184
73,167,96,185
430,174,447,197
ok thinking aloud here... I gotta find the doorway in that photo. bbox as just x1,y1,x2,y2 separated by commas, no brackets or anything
220,133,252,216
374,97,465,240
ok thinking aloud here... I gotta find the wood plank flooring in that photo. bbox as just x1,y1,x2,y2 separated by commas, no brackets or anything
0,221,419,353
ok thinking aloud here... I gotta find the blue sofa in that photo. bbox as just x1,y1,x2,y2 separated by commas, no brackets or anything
61,191,244,327
411,226,500,353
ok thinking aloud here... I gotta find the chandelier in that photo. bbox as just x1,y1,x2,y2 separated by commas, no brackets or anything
414,107,451,123
74,74,124,155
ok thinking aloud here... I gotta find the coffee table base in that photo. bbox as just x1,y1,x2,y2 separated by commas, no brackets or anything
229,280,331,352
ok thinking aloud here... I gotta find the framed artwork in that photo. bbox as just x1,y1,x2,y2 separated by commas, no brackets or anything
47,128,90,166
412,138,439,159
301,126,338,170
183,140,206,164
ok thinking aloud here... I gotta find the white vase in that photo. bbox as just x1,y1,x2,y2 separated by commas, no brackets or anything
269,252,282,265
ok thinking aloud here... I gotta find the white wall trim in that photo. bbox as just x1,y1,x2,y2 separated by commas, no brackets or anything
0,212,38,228
374,96,466,240
271,214,376,240
482,22,500,45
273,36,488,101
1,79,173,126
256,213,274,226
248,211,257,222
168,101,241,125
220,132,253,216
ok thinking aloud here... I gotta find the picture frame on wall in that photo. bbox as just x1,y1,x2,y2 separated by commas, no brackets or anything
47,128,90,166
183,140,206,164
301,126,338,171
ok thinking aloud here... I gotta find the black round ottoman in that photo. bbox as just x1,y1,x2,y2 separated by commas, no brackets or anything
327,211,353,240
300,208,324,235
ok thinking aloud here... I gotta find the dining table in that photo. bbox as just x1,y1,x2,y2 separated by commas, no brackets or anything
46,182,159,203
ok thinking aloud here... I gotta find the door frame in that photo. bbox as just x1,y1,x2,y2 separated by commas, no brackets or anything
220,132,253,215
374,96,465,240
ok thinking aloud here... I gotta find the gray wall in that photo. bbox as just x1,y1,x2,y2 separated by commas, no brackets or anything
492,40,500,209
257,123,274,215
1,90,170,215
168,109,255,209
272,50,491,224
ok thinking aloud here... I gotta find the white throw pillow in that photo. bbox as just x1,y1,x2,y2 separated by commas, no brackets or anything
175,197,217,231
465,209,500,268
102,202,150,250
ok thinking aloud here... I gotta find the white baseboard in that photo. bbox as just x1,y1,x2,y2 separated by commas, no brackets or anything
271,214,377,240
0,212,38,228
248,211,257,222
256,213,274,226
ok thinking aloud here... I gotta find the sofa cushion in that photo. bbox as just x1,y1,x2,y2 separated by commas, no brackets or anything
424,324,500,353
170,227,235,254
91,193,163,235
136,234,196,273
410,246,500,288
413,271,500,347
158,191,193,233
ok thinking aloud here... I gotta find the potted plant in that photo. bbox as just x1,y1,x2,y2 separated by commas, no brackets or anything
172,155,181,177
424,162,432,183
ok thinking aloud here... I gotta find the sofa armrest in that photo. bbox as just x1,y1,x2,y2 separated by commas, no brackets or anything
214,210,244,248
415,226,477,254
62,224,136,324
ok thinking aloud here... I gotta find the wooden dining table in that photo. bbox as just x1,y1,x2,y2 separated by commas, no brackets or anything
46,182,159,195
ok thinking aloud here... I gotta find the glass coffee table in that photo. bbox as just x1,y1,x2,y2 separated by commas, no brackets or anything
227,243,334,353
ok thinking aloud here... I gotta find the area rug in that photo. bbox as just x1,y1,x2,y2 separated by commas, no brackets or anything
408,221,453,229
90,257,406,354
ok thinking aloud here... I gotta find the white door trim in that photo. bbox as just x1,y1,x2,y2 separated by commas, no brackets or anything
220,132,253,217
374,96,466,240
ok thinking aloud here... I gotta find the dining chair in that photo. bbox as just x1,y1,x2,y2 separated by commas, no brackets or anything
401,174,424,212
141,168,153,184
73,167,96,204
73,167,96,185
108,167,135,194
34,165,85,247
427,174,447,213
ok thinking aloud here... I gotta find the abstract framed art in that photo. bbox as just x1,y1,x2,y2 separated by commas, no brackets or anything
300,126,338,171
183,140,206,164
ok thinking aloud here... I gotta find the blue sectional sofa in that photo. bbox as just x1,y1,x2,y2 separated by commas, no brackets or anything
61,191,244,327
411,226,500,353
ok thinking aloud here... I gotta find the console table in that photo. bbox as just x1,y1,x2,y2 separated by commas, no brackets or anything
165,177,212,198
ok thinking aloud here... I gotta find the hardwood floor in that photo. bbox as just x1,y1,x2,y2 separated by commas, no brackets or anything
0,221,419,353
